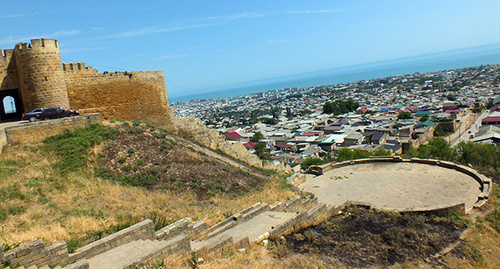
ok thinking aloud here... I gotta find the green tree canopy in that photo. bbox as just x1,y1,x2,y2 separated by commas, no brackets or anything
250,131,264,142
397,111,413,120
254,142,270,160
322,99,359,115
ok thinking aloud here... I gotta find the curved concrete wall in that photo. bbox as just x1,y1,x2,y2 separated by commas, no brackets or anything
308,156,492,210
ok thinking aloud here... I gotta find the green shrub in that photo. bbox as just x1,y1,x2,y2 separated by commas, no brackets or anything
160,141,171,151
0,184,26,202
300,158,326,170
255,167,278,176
0,208,8,221
152,132,166,139
43,125,118,174
8,205,27,215
67,238,83,253
486,208,500,232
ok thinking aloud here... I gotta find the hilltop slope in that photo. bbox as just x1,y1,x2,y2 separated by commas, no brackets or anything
0,120,296,248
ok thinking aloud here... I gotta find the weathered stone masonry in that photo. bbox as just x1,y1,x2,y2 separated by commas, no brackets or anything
0,38,176,129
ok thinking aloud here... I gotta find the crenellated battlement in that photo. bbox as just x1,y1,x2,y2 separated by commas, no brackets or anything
63,62,137,78
1,49,14,58
63,62,97,73
15,38,59,53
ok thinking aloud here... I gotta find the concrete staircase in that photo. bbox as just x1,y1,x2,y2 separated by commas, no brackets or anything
87,239,169,269
2,195,338,269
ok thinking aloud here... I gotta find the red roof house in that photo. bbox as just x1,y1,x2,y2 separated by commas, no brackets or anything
225,132,243,140
490,104,500,113
445,109,460,114
243,141,256,149
482,116,500,125
357,107,368,113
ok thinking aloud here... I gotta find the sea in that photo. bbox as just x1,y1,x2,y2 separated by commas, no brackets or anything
168,42,500,104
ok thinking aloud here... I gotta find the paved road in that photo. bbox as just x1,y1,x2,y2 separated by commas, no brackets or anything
0,120,28,130
299,162,481,212
451,111,488,146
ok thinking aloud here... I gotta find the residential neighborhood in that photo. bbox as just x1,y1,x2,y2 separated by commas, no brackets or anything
173,64,500,166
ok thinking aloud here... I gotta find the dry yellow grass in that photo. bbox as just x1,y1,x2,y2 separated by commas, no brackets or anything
2,129,498,268
143,243,336,269
0,143,296,246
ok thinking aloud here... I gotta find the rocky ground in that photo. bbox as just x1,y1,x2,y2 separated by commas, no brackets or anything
96,121,272,199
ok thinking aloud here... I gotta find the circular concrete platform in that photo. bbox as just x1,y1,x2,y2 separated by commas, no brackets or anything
299,162,482,212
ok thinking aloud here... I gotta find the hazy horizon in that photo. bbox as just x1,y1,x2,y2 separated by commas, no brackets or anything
169,42,500,103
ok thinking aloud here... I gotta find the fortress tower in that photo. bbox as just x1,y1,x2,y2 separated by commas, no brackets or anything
0,38,175,130
14,38,70,111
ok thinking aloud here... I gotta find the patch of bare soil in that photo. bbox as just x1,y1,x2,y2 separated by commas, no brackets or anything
277,205,467,268
95,123,268,199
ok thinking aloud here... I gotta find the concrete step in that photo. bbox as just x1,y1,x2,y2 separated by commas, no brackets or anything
87,240,158,269
86,236,188,269
192,210,298,255
135,239,159,248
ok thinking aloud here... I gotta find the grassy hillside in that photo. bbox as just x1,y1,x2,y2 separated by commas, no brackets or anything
0,120,296,251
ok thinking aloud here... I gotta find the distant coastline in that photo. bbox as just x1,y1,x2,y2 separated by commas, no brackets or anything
169,42,500,104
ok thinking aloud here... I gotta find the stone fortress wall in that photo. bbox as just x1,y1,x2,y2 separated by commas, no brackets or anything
0,38,176,130
63,62,175,129
0,48,20,91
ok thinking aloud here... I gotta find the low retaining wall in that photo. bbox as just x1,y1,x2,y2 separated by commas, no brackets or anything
2,195,329,268
0,219,155,268
0,128,6,154
67,219,155,264
308,156,492,210
4,113,103,145
1,239,68,268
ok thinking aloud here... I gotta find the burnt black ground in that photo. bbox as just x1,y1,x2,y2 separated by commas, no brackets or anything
277,205,467,268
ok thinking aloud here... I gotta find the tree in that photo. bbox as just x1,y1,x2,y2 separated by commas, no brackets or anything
416,138,456,161
250,132,264,142
433,124,451,137
397,111,413,120
419,115,429,122
323,101,335,114
485,99,494,109
254,143,270,160
446,94,456,101
322,99,359,115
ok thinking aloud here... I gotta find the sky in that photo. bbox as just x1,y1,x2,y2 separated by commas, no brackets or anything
2,1,500,99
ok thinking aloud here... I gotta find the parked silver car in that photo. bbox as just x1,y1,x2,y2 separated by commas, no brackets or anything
22,108,47,122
